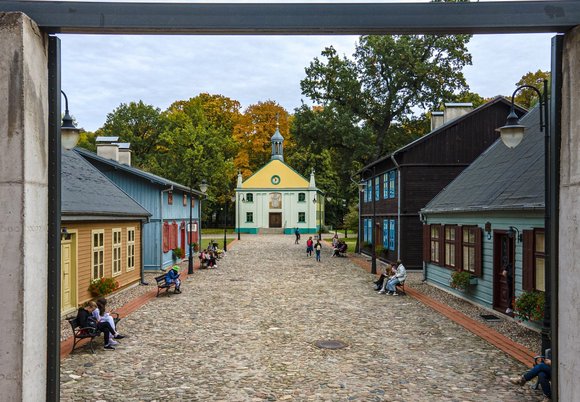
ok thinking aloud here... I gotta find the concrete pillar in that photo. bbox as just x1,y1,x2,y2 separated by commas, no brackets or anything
0,13,48,401
559,24,580,401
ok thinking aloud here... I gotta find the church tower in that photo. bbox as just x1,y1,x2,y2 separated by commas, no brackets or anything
270,123,284,161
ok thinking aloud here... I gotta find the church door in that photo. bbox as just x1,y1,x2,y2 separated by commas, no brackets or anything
269,213,282,228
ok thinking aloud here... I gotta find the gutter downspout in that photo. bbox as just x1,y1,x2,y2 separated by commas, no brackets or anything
160,186,173,271
390,153,401,260
419,212,427,282
140,219,148,285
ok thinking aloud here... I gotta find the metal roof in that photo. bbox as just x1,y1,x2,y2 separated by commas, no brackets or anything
62,149,151,218
75,147,203,196
422,107,544,214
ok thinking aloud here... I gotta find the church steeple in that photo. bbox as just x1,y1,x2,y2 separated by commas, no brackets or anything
271,116,284,162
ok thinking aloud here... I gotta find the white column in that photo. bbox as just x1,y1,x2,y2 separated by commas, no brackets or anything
559,24,580,401
0,13,49,401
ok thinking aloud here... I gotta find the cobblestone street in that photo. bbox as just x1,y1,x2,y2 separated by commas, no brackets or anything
61,235,542,401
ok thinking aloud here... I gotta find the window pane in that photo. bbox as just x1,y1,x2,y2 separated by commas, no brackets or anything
535,257,545,291
535,231,545,253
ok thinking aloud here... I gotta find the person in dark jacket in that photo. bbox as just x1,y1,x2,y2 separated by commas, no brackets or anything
76,300,116,350
165,265,182,293
502,257,514,314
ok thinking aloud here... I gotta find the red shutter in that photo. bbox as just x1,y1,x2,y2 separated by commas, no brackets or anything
423,224,430,262
522,230,535,291
474,227,483,277
162,222,170,253
455,225,463,271
171,222,178,249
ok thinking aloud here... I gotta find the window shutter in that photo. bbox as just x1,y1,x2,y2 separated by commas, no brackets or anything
455,225,463,271
474,227,483,277
522,230,535,291
163,222,170,253
423,224,430,262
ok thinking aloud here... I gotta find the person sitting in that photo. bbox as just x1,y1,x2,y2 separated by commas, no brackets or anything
510,351,552,400
76,300,116,350
374,263,396,291
165,265,182,293
379,260,407,295
331,234,339,248
332,241,348,257
94,297,124,345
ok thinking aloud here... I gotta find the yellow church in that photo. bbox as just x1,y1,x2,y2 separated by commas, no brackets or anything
234,127,324,234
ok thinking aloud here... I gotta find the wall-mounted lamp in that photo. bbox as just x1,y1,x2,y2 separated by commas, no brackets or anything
507,226,522,242
60,227,71,240
484,221,492,240
60,91,82,150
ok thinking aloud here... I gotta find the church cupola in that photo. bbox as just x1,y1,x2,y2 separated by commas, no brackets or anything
271,121,284,162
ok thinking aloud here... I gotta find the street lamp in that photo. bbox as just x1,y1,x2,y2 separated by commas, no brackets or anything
358,167,377,274
231,194,238,240
497,79,551,354
313,195,321,240
188,179,207,275
60,90,81,150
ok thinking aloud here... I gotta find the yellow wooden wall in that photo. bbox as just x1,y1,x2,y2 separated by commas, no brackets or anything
63,221,142,306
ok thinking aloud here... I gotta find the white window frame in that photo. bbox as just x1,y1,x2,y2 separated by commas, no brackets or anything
112,228,122,277
127,227,136,272
91,229,105,281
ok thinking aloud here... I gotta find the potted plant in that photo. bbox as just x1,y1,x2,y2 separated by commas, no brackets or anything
450,270,476,291
190,242,199,252
172,247,183,261
514,291,545,322
88,277,119,297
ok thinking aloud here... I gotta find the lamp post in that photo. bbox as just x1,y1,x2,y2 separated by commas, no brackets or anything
231,194,238,240
60,90,81,150
498,79,551,354
188,179,207,275
313,195,322,240
223,202,228,252
358,167,377,274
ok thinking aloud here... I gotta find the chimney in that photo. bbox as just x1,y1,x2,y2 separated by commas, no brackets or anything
115,143,132,166
443,102,473,123
96,136,120,162
430,111,444,131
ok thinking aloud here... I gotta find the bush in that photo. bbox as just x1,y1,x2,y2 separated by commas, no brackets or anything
514,291,545,322
172,247,183,259
88,277,119,297
450,270,471,290
189,242,199,252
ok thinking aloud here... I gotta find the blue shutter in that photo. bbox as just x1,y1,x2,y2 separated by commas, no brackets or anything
383,219,389,248
389,219,396,250
375,178,380,201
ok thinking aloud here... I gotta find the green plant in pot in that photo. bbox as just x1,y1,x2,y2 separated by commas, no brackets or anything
88,277,119,297
190,242,199,252
450,270,473,291
172,247,183,260
514,291,545,322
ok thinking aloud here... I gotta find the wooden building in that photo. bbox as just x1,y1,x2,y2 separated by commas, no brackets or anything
358,97,526,270
61,150,150,315
421,108,544,318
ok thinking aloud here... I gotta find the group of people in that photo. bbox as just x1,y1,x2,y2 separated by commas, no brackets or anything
199,248,219,268
331,234,348,257
305,236,323,261
76,297,125,351
373,260,407,296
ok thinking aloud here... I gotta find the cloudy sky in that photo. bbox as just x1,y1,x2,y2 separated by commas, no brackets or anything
57,0,554,132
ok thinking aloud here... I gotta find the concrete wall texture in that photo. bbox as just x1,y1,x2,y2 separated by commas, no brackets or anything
559,24,580,401
0,12,48,401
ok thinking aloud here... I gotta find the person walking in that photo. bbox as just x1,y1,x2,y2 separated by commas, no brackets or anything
294,227,300,244
315,240,322,262
306,236,313,257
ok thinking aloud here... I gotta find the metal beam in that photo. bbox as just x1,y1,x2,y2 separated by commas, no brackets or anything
0,1,579,35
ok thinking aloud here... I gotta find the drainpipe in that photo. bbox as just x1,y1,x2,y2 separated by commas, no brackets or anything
390,153,401,261
160,186,173,271
419,212,427,281
140,218,150,285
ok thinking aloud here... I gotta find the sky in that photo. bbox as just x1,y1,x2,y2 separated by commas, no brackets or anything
56,0,554,132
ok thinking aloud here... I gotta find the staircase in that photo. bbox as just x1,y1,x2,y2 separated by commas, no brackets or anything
259,228,285,235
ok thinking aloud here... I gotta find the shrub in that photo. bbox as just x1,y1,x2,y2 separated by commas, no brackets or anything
450,270,471,290
514,291,545,322
172,247,183,259
189,242,199,252
88,277,119,297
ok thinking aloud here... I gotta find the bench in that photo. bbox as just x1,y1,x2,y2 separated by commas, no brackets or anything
155,273,178,296
66,313,121,354
395,280,406,295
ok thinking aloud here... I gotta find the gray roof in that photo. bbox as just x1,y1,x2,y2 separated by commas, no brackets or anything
271,127,284,141
75,148,204,196
422,107,544,214
62,150,151,219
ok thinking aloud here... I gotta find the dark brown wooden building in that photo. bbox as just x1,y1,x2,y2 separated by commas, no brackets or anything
358,97,526,270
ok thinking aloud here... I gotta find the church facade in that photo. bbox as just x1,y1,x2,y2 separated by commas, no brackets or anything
234,127,323,234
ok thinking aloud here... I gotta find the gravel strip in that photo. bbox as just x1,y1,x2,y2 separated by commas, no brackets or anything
406,272,541,354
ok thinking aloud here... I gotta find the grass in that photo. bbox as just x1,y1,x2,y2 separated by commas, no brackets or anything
202,228,236,235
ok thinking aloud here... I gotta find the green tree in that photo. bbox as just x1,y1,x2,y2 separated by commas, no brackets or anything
513,70,550,109
301,34,472,159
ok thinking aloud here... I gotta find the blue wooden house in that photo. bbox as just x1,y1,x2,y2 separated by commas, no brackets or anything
76,146,205,271
421,107,544,317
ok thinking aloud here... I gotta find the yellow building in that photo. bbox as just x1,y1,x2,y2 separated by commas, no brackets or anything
235,127,323,234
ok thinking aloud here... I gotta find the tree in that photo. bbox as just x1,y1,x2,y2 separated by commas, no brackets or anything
301,34,472,159
513,70,550,109
96,101,163,168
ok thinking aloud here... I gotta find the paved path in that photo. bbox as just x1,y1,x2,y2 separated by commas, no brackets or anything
61,235,542,401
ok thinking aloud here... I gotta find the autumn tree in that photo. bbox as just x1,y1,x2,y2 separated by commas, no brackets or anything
301,34,472,159
513,70,550,109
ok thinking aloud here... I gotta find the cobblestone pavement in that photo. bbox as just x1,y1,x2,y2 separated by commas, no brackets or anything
61,235,543,401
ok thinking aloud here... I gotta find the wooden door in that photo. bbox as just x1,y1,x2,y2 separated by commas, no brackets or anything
269,213,282,228
61,240,75,312
493,232,514,313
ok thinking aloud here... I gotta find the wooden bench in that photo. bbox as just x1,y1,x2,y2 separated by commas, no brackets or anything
66,313,120,354
155,273,178,296
395,280,406,295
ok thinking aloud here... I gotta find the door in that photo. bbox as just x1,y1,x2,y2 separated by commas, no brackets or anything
493,231,514,314
61,240,75,312
269,213,282,228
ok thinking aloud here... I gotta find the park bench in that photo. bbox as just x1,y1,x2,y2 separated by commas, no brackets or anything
395,280,406,295
155,273,178,296
66,313,120,354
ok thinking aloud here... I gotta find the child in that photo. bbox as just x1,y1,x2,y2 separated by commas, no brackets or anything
306,236,313,257
315,240,322,262
165,265,182,293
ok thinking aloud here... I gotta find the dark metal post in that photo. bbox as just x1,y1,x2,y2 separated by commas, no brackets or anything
357,189,362,254
237,194,240,240
47,35,61,402
188,188,194,275
223,202,228,252
371,167,377,274
541,78,552,355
